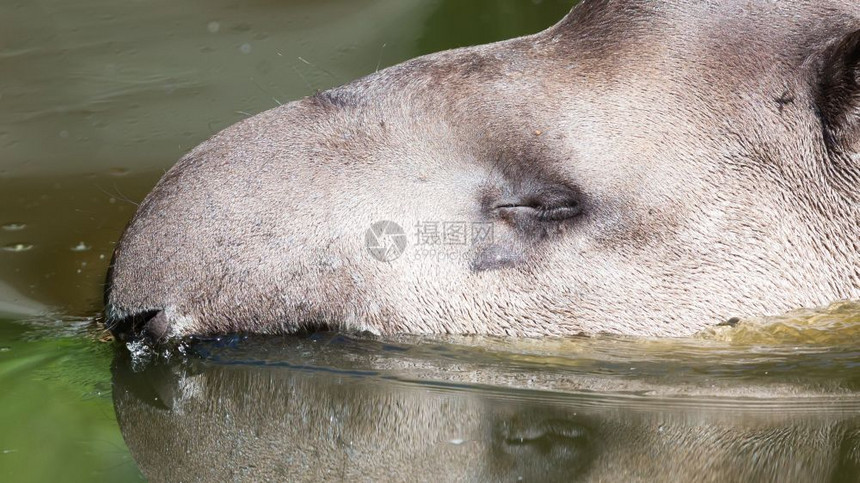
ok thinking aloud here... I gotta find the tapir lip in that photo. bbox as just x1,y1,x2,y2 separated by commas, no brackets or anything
107,308,169,344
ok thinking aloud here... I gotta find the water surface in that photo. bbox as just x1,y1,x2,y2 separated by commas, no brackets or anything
115,324,860,482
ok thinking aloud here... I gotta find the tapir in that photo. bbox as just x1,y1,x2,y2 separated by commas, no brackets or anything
105,0,860,342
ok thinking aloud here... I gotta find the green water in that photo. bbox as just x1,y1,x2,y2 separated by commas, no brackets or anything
0,320,141,481
3,0,860,481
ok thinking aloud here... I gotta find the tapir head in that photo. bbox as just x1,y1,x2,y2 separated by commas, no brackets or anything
105,0,860,342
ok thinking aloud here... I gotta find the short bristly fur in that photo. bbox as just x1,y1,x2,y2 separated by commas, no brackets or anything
106,0,860,341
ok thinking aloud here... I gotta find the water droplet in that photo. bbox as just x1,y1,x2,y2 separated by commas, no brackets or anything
207,21,220,33
71,242,91,252
2,243,33,252
2,223,25,231
239,43,252,54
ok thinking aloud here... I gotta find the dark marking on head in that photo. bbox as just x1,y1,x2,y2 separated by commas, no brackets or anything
471,243,525,273
775,90,795,113
717,317,741,328
458,52,503,80
310,88,357,110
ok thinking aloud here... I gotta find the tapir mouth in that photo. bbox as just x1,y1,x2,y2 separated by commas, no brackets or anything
107,309,169,344
104,254,167,343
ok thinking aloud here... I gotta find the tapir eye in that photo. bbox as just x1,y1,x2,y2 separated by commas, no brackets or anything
493,186,584,228
495,203,583,222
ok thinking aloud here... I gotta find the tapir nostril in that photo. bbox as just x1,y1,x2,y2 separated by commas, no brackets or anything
107,309,168,343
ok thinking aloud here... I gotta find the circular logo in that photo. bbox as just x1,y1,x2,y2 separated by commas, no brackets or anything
365,220,407,262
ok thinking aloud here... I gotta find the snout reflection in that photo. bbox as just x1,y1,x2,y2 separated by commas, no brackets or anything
112,335,860,482
488,410,594,481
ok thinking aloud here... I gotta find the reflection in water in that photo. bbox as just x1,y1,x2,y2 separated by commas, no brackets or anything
114,334,860,482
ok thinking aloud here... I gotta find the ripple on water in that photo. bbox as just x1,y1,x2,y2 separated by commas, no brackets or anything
2,243,34,252
114,300,860,412
70,242,91,252
180,329,860,409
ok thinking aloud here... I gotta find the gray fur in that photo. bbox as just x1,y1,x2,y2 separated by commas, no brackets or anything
106,0,860,340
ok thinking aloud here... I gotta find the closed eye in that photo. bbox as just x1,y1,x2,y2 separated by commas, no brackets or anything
481,181,586,238
495,204,583,222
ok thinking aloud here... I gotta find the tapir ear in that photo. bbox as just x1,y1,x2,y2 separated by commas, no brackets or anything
815,29,860,152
